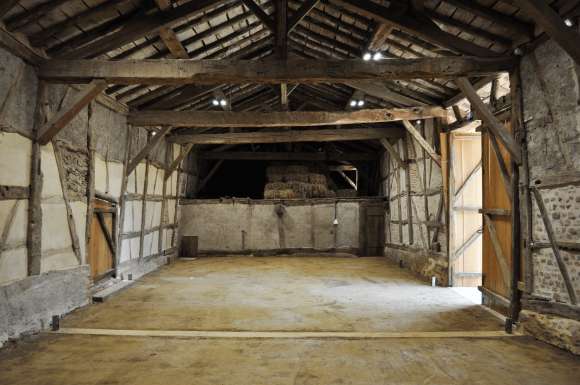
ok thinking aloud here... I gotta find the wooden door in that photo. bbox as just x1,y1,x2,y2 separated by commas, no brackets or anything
361,202,385,256
481,120,513,314
88,199,116,281
450,133,483,287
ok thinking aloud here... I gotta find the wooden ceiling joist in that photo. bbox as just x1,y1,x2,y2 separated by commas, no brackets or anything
127,107,448,127
39,57,515,85
242,0,277,32
167,127,404,144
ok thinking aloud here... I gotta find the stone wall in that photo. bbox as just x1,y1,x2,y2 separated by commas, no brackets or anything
179,198,376,255
0,45,189,347
519,38,580,354
383,119,448,285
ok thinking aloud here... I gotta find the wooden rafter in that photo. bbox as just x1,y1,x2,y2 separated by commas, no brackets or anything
513,0,580,65
38,80,107,145
379,138,405,168
39,57,515,85
401,120,441,167
455,77,522,165
128,107,448,127
344,80,427,107
242,0,276,32
165,144,194,181
288,0,320,33
168,127,404,144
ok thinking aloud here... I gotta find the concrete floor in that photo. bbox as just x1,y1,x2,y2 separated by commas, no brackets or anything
1,257,578,385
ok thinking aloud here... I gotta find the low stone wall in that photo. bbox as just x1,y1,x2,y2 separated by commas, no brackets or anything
0,265,90,347
384,244,448,286
520,310,580,355
179,198,376,255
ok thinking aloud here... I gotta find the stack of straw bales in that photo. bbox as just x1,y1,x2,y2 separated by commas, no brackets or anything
264,164,335,199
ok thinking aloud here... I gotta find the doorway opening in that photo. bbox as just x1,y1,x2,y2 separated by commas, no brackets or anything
88,198,117,283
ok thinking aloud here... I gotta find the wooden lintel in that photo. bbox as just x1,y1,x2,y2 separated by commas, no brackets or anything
39,57,516,85
126,125,173,175
198,151,376,161
0,185,30,200
401,120,441,167
128,107,448,127
37,80,107,145
455,77,522,164
168,127,403,145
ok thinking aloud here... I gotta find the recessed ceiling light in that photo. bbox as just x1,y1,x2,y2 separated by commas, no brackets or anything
350,100,357,107
564,18,574,27
220,99,227,106
373,52,383,61
212,99,219,106
363,52,372,61
357,100,365,107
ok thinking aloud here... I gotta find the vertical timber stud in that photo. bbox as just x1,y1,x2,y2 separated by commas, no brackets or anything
27,82,46,276
116,125,133,274
159,143,170,258
139,132,151,261
85,102,95,266
509,68,523,325
402,135,413,246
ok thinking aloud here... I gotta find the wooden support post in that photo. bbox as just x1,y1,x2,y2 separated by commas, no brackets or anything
483,213,511,290
37,80,107,145
139,133,151,261
531,187,577,305
402,135,413,245
52,140,82,264
85,103,95,266
401,120,441,167
116,127,133,270
27,82,45,276
126,125,173,176
455,77,522,164
159,143,170,256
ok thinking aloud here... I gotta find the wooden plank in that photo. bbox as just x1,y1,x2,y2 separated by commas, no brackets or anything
531,187,578,304
39,57,516,84
275,0,288,59
126,126,173,176
128,107,448,127
287,0,320,33
159,28,189,59
96,212,116,257
0,185,29,200
532,171,580,189
454,160,482,199
479,208,511,217
37,80,107,145
168,127,403,145
54,328,518,339
522,296,580,321
483,213,511,290
488,131,513,202
367,23,394,51
242,0,276,32
198,151,376,161
60,0,222,59
5,0,70,31
401,120,441,167
85,103,95,267
455,78,522,164
514,0,580,65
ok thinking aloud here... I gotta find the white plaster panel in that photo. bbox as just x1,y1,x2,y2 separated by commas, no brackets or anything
107,161,124,198
0,132,31,186
0,247,27,284
123,200,142,233
166,199,176,223
282,205,313,249
41,202,72,252
0,200,28,248
312,204,335,249
336,202,359,249
41,249,78,273
94,156,107,195
135,163,146,194
40,144,63,198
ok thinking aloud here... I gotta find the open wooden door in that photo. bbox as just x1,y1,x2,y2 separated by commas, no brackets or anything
88,199,116,282
450,133,483,287
481,121,513,315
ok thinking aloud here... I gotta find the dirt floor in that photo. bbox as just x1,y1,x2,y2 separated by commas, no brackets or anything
1,257,578,385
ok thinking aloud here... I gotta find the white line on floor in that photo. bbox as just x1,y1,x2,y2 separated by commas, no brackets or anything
53,328,522,339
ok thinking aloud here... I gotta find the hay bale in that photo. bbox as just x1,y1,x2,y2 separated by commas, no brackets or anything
265,182,288,190
268,174,286,182
286,173,309,183
286,165,309,174
311,183,329,198
308,173,326,184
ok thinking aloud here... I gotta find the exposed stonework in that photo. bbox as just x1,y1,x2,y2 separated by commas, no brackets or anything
520,310,580,355
59,145,88,201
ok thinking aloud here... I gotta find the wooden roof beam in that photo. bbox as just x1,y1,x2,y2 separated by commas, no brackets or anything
167,127,404,145
332,0,499,57
198,151,377,161
128,107,448,128
513,0,580,66
126,125,173,176
242,0,276,32
39,57,515,84
287,0,320,33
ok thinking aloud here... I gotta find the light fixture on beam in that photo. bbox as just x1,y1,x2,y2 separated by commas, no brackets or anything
363,52,372,61
349,98,366,108
363,52,383,61
564,18,574,27
211,98,228,107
